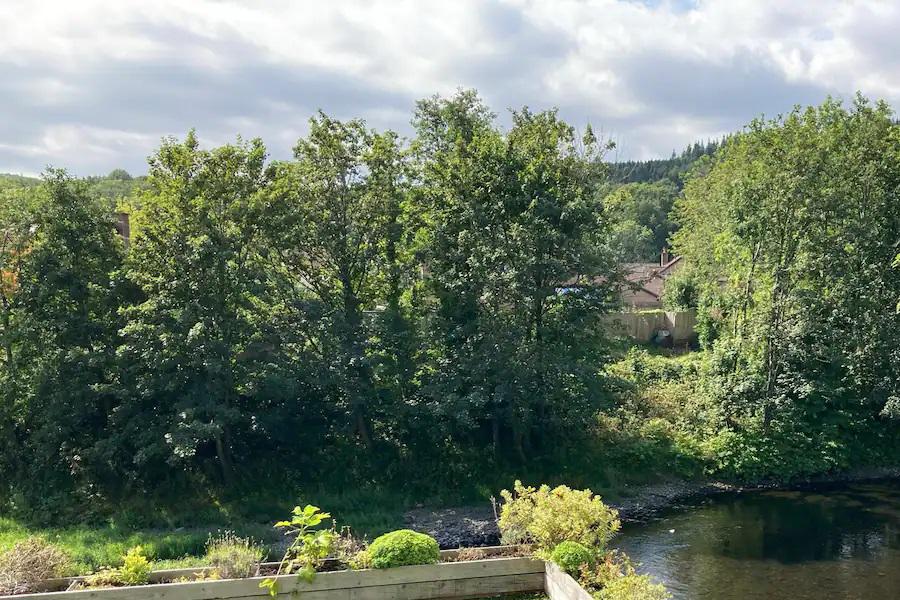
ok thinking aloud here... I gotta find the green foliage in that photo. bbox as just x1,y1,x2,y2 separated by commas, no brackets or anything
3,170,125,507
2,91,900,531
0,536,72,594
550,541,595,575
660,268,699,311
260,505,334,596
498,481,620,553
603,180,678,262
204,533,263,579
86,546,151,588
596,574,671,600
119,546,151,586
672,95,900,479
366,530,439,569
576,549,635,592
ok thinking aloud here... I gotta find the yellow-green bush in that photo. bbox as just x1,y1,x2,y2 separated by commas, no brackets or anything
85,546,151,588
596,574,670,600
498,481,620,552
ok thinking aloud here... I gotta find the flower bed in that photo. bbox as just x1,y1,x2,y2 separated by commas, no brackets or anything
2,548,555,600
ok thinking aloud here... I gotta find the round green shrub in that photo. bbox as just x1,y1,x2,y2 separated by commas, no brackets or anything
367,530,440,569
550,541,595,575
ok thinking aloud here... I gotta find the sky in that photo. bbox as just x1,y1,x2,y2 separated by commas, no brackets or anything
1,0,899,176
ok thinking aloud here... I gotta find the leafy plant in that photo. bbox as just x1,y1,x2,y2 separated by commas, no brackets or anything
577,549,635,591
549,541,595,575
259,505,334,596
0,536,71,595
596,574,671,600
119,546,152,586
84,546,151,588
204,532,264,579
366,530,439,569
498,481,620,553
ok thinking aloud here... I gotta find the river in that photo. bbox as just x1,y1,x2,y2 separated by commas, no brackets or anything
614,481,900,599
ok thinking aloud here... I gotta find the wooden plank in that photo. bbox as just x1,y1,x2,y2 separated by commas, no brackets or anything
543,562,592,600
4,557,545,600
287,573,545,600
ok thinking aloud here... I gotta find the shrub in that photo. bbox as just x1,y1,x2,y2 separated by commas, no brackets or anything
498,481,620,552
85,546,151,588
0,537,71,594
550,541,594,575
204,533,264,579
577,549,634,591
367,530,440,569
119,546,151,586
597,574,670,600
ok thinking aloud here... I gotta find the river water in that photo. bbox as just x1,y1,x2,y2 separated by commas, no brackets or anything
614,481,900,599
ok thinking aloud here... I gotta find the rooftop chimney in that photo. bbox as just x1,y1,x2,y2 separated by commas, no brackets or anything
660,247,670,266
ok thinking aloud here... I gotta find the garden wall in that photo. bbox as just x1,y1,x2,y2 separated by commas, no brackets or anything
603,310,697,344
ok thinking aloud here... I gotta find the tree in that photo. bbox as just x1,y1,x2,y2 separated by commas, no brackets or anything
412,92,617,461
674,97,900,470
116,132,269,485
259,114,401,449
10,170,124,501
603,180,678,262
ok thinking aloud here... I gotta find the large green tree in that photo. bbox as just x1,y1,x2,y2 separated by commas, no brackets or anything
9,171,124,501
259,114,408,451
413,92,617,461
116,133,270,485
674,97,900,474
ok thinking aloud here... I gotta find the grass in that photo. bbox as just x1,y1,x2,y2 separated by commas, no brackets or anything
0,486,411,575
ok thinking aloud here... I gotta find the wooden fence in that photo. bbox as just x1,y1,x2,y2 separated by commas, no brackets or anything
603,309,697,344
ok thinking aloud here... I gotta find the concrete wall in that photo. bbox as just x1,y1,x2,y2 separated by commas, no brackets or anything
603,310,697,343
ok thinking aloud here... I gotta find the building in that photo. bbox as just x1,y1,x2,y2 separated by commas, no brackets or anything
620,249,682,309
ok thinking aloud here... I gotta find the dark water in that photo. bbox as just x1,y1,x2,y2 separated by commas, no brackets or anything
614,481,900,600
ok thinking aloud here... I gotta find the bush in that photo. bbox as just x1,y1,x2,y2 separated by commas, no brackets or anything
367,530,439,569
119,546,151,586
498,481,620,552
0,536,71,594
577,549,634,591
597,574,670,600
550,541,594,575
85,546,151,588
204,533,264,579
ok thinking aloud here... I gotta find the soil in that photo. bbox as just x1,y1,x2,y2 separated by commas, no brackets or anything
403,467,900,548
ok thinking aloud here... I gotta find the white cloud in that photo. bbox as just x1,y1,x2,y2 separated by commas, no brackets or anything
0,0,898,174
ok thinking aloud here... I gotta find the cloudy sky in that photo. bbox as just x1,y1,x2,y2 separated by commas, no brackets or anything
2,0,899,176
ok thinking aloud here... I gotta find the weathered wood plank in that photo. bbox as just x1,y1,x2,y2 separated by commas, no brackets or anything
284,572,544,600
543,562,592,600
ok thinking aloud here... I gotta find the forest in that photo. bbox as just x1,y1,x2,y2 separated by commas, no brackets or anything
0,92,898,539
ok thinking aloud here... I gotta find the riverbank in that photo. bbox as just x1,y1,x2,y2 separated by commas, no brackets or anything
403,466,900,548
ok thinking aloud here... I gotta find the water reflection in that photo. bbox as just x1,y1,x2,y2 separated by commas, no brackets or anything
615,481,900,599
